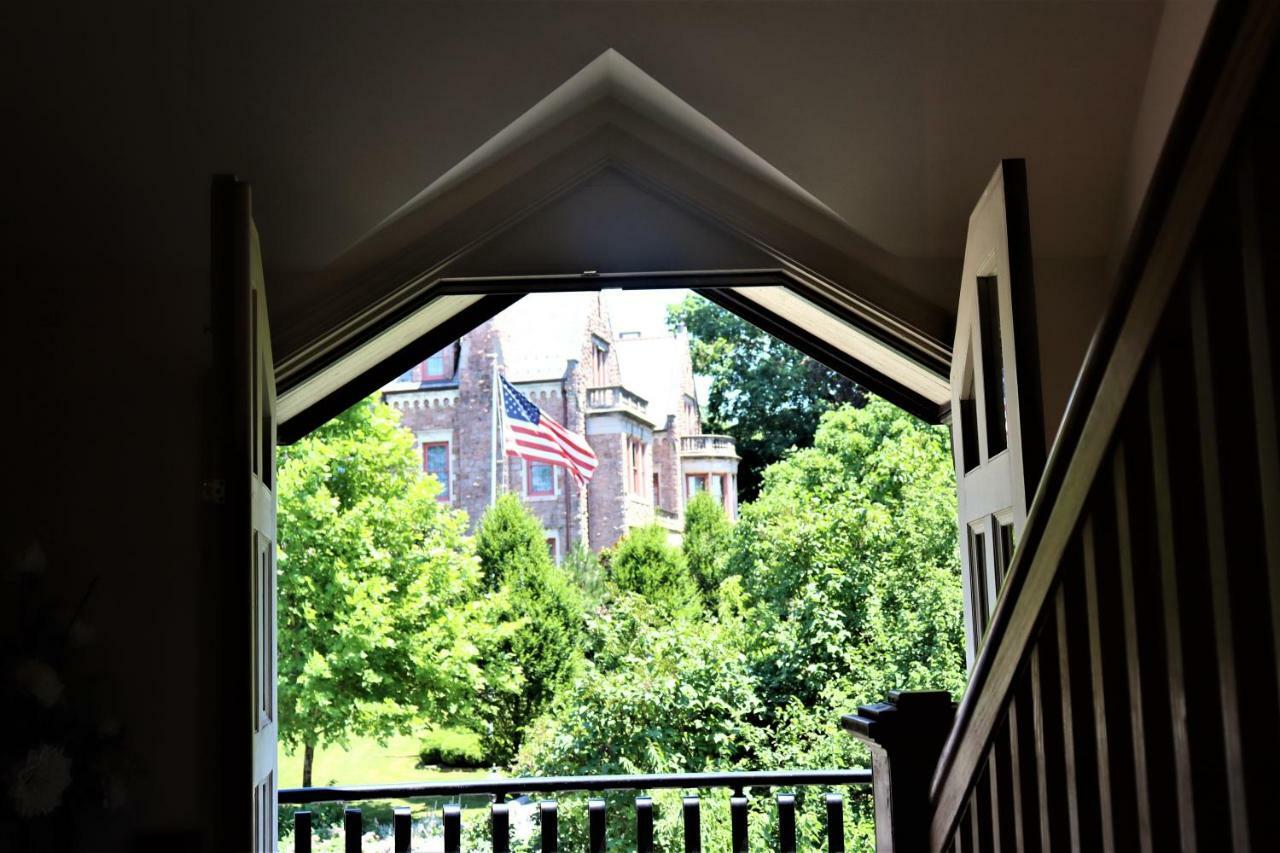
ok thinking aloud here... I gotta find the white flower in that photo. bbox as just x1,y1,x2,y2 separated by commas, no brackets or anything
12,658,63,708
8,744,72,818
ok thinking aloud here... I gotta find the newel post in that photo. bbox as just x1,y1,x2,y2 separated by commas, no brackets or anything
843,690,956,853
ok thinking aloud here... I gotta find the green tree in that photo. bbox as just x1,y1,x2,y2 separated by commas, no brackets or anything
668,294,863,499
276,396,480,787
473,496,585,765
514,593,759,849
562,540,606,608
610,524,698,613
732,398,967,711
682,491,733,600
474,492,550,590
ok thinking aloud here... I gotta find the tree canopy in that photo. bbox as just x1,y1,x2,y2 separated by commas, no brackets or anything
276,396,480,785
668,294,864,499
514,398,965,851
610,524,699,614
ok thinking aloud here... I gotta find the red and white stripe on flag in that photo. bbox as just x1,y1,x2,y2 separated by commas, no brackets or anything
504,408,598,485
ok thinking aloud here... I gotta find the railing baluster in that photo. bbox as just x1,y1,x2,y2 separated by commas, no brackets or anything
826,793,845,852
683,795,702,852
344,806,362,853
443,803,461,853
589,798,607,852
392,806,411,853
730,793,749,853
490,800,510,853
636,796,654,853
274,770,873,853
293,810,311,853
777,793,797,853
541,800,559,852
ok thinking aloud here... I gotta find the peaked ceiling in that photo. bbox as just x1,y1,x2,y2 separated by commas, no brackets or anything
274,48,980,438
11,0,1179,440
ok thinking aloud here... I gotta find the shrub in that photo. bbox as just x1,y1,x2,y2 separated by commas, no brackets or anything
418,727,487,768
475,492,551,590
610,524,698,612
472,497,585,765
562,540,606,606
514,593,759,849
682,491,732,599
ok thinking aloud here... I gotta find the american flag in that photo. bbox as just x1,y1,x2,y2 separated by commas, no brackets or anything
501,375,598,485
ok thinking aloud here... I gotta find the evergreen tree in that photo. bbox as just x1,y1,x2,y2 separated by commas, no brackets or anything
474,492,550,590
610,524,698,613
682,491,733,600
472,495,585,764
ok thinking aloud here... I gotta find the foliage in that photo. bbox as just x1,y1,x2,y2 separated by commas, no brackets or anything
513,593,760,849
682,491,733,600
668,294,863,499
732,398,967,711
275,361,964,852
472,498,585,766
474,493,551,591
561,541,606,608
276,396,481,777
609,524,699,614
417,727,487,768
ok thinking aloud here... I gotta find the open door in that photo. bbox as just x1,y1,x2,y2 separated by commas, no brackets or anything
213,176,278,851
951,160,1045,668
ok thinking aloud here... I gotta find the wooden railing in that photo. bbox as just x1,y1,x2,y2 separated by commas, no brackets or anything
913,5,1280,852
585,385,649,417
281,769,869,852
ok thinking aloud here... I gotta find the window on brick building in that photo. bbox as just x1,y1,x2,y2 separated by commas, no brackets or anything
422,350,447,380
628,438,646,494
709,473,724,507
686,473,705,498
528,461,555,497
545,535,559,562
423,442,450,501
592,337,609,386
652,472,660,505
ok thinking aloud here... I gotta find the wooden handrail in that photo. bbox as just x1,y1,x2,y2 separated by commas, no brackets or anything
926,1,1280,846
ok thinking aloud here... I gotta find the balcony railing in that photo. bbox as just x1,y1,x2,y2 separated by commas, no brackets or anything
585,385,649,418
281,768,869,852
679,434,737,456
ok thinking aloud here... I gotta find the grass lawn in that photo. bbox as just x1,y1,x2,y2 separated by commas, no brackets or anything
278,732,493,788
277,729,501,840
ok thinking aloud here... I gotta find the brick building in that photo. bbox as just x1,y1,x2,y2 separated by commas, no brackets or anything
381,292,739,557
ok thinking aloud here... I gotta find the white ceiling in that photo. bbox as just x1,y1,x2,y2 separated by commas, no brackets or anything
15,1,1168,283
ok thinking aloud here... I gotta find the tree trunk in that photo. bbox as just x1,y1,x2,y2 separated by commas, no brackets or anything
302,742,315,789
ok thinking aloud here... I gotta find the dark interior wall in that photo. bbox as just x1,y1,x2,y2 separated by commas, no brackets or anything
5,1,1199,847
4,264,216,843
1033,257,1114,447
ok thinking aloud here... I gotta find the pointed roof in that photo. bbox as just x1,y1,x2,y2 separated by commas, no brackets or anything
493,291,605,382
613,331,697,428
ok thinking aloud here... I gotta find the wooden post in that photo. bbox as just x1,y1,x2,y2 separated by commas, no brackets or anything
843,690,956,852
393,807,411,853
636,796,654,853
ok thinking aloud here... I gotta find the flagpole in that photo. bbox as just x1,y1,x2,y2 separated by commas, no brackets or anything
490,355,500,507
